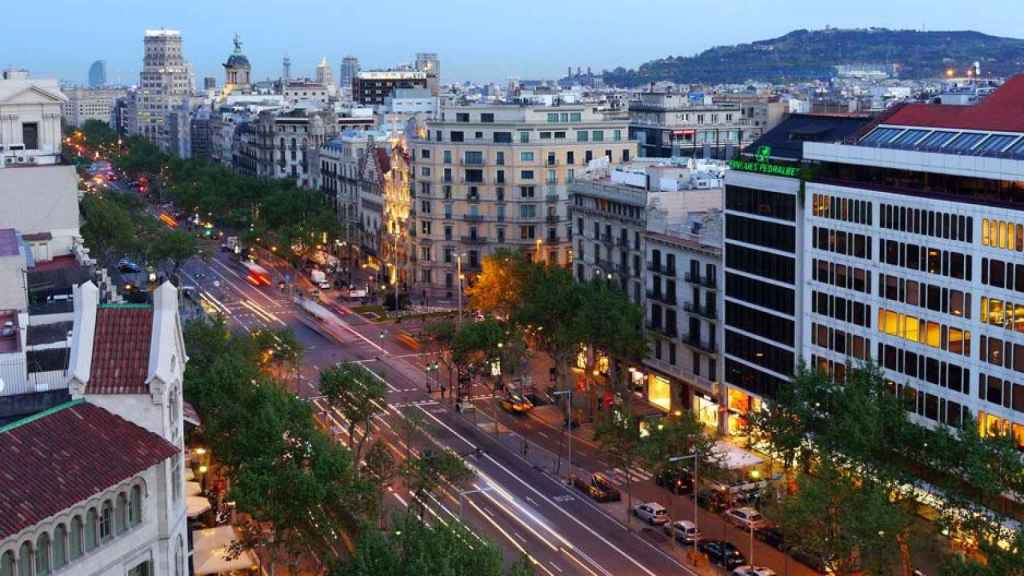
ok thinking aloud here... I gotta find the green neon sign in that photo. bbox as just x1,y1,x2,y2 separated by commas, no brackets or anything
729,145,801,178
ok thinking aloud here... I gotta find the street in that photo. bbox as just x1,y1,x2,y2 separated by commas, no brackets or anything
178,248,821,576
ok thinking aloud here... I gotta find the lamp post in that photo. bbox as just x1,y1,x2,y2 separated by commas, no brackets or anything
551,388,574,481
669,452,700,564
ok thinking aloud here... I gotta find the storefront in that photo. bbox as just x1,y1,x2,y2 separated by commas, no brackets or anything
646,373,673,413
725,386,762,436
693,390,721,430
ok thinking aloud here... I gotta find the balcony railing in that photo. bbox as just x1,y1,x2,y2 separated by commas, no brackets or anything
683,335,718,354
646,290,677,306
460,236,489,244
646,262,676,275
463,214,485,222
546,215,559,223
683,301,717,320
545,194,559,203
685,272,717,289
646,322,678,338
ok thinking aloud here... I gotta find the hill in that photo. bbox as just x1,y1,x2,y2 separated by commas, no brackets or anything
603,28,1024,86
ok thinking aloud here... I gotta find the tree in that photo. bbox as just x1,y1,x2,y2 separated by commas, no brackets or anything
146,228,198,282
320,362,388,466
79,193,138,262
594,413,644,527
78,119,118,148
423,319,457,396
400,449,473,519
638,411,721,486
362,441,398,527
467,249,529,318
742,368,815,491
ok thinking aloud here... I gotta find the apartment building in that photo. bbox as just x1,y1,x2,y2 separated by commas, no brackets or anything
721,114,868,434
408,104,635,300
802,77,1024,443
354,70,429,106
235,104,337,188
629,91,756,159
62,87,126,128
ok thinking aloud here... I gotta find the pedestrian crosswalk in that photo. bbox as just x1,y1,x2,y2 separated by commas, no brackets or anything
603,466,654,486
389,399,439,409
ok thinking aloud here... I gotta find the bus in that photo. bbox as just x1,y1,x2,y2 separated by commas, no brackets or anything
241,261,272,287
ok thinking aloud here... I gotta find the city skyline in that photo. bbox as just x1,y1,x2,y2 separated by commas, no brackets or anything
7,0,1023,85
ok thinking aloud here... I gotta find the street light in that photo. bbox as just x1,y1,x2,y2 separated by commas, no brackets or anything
669,452,701,564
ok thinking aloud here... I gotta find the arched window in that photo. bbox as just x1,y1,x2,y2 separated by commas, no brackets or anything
115,493,128,534
0,551,14,576
52,525,66,570
129,486,142,526
100,501,113,542
84,508,98,551
69,517,83,560
16,542,31,576
34,534,49,576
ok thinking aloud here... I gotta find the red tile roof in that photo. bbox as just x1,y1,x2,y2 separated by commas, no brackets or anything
883,74,1024,133
0,400,179,539
89,305,153,394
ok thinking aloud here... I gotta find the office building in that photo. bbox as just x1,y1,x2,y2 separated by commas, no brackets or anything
353,70,428,106
802,77,1024,443
87,60,106,88
719,114,869,434
63,87,126,128
128,30,193,151
340,56,360,90
408,104,634,301
415,53,440,95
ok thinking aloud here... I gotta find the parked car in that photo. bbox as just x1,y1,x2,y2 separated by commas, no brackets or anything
753,526,786,550
1,321,14,337
697,489,730,513
731,566,777,576
499,392,534,414
663,520,701,543
633,502,670,525
571,473,621,502
698,539,746,570
118,258,142,273
724,507,768,530
655,467,694,494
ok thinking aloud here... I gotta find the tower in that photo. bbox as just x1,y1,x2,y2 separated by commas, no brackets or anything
88,60,107,88
282,55,291,83
133,29,191,149
341,56,360,90
222,33,252,94
415,52,440,95
316,57,334,87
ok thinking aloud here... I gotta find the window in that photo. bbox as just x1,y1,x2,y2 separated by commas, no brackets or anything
465,151,483,165
443,150,452,163
567,151,575,165
496,151,505,165
570,112,581,122
100,500,113,541
70,516,83,559
36,533,50,576
456,112,470,122
520,170,534,180
520,225,536,239
85,508,98,551
22,123,38,150
420,149,430,159
519,131,530,144
52,525,66,570
17,543,30,576
130,485,142,526
520,151,534,162
592,130,604,142
116,493,128,534
450,131,464,142
576,131,589,142
494,132,511,143
481,113,495,123
547,112,559,123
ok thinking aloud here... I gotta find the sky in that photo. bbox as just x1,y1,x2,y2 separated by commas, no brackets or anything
2,0,1020,86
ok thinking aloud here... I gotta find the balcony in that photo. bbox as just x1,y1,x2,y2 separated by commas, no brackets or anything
546,214,560,223
463,214,485,222
460,235,489,244
646,322,678,338
600,233,614,244
646,262,676,275
683,301,717,320
683,335,718,355
617,236,630,248
685,272,717,289
545,194,559,203
648,291,678,306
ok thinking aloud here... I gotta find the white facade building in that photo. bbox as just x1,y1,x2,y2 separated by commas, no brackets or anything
0,76,66,166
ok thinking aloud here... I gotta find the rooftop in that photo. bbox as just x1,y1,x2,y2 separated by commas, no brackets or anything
88,305,154,394
0,400,179,540
882,74,1024,133
745,113,872,161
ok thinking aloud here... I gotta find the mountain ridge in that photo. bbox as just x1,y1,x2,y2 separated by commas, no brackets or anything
602,28,1024,86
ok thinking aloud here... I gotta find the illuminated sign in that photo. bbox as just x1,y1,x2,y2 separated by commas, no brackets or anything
728,145,801,178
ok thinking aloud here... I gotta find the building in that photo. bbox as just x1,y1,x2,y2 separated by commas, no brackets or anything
222,34,252,95
63,87,126,128
190,106,211,160
415,53,440,95
236,104,337,187
0,281,189,576
283,80,331,105
353,70,428,106
801,77,1024,443
129,30,193,151
409,104,635,301
340,56,359,91
203,77,216,91
317,57,335,89
643,219,723,424
88,60,106,88
720,114,869,434
381,88,438,120
0,75,66,166
629,91,761,159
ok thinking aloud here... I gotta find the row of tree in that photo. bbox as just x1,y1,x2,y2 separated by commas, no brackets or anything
745,365,1024,575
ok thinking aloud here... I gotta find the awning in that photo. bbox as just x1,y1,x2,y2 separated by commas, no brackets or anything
711,440,765,470
183,401,202,427
187,496,211,518
186,481,202,497
192,525,258,575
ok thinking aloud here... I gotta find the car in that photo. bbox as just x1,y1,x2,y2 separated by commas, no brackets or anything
663,520,702,543
731,566,777,576
499,393,533,414
753,526,785,550
571,473,621,503
697,489,730,513
655,466,694,494
724,507,768,530
1,320,14,337
633,502,670,525
318,281,332,290
117,259,142,273
698,540,746,570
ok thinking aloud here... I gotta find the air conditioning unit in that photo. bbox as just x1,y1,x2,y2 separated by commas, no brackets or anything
27,157,36,164
16,156,26,164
